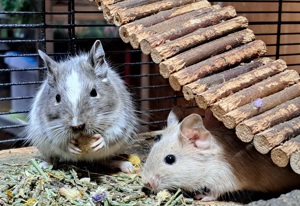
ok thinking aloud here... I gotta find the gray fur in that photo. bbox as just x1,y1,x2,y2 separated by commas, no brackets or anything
27,40,139,163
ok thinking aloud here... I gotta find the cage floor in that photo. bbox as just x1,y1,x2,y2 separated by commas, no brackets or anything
0,144,299,206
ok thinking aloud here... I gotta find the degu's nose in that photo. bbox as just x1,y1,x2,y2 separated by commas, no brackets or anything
71,123,85,132
142,175,160,191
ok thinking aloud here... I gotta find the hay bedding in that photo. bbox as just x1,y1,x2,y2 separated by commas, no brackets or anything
0,141,201,206
0,158,167,206
0,141,281,206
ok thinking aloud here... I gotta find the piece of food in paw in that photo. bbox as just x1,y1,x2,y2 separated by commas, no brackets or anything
76,134,98,154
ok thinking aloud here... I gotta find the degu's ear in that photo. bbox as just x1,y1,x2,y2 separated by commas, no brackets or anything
88,40,107,77
167,105,186,126
179,114,212,150
38,50,58,76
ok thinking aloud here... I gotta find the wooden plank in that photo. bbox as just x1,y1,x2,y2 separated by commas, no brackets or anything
140,6,237,55
194,56,284,110
222,82,300,129
159,29,255,76
236,96,300,143
102,0,160,23
182,58,272,101
170,40,267,92
271,135,300,167
114,0,208,26
290,150,300,174
211,70,299,120
156,16,249,67
253,116,300,154
118,1,211,43
130,5,220,49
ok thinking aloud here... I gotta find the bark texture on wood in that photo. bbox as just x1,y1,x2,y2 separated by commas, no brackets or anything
130,5,220,48
140,6,237,55
170,40,267,92
253,116,300,154
211,70,299,120
271,135,300,167
222,82,300,129
102,0,160,23
194,48,282,110
100,0,124,6
182,58,272,101
114,0,207,26
159,28,255,78
155,16,248,68
119,1,211,43
236,96,300,143
290,150,300,174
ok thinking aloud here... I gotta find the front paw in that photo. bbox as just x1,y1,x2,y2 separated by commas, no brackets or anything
194,188,218,201
68,138,82,155
111,160,135,173
195,193,218,202
90,134,105,152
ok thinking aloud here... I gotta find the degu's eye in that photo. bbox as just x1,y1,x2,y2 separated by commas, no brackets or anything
90,88,97,97
55,94,61,103
164,154,176,165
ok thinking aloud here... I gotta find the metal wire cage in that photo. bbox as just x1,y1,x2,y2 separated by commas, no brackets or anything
0,0,299,149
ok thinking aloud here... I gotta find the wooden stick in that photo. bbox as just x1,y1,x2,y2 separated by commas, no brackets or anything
141,6,237,55
97,0,124,11
159,28,254,79
253,116,300,154
130,5,221,49
194,58,285,109
211,69,299,120
271,135,300,167
182,58,272,101
236,96,300,143
119,1,211,43
102,0,160,23
222,82,300,129
100,0,124,6
156,16,248,68
290,150,300,174
114,0,207,26
170,40,266,92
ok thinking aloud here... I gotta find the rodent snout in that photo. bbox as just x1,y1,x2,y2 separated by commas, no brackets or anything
71,123,86,133
143,175,160,192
